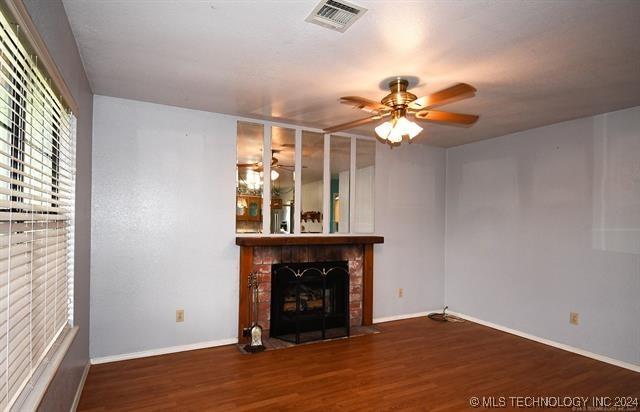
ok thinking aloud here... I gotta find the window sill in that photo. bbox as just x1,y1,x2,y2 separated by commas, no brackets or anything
11,325,79,411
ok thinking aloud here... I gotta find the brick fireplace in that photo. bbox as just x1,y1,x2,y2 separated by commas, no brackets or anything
236,236,384,344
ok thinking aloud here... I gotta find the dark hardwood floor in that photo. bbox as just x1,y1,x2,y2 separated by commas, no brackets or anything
78,317,640,411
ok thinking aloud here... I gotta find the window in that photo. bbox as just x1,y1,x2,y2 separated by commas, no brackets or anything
0,9,76,410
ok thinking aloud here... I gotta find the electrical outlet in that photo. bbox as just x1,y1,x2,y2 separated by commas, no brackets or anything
398,288,403,298
569,312,579,325
176,309,185,323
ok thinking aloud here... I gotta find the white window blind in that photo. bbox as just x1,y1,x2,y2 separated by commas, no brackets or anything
0,9,75,411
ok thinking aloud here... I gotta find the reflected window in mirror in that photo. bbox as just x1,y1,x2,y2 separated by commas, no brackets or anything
330,136,351,233
236,121,264,233
301,131,324,233
355,139,375,233
270,127,296,234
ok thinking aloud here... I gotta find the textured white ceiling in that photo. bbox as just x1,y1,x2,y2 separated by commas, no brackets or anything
62,0,640,147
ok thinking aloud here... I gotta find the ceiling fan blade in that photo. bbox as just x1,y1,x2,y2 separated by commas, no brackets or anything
324,116,380,133
274,165,306,171
237,163,260,168
276,163,306,168
412,110,479,127
408,83,476,110
340,96,389,113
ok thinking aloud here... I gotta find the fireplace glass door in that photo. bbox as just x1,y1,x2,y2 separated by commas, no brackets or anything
271,261,349,344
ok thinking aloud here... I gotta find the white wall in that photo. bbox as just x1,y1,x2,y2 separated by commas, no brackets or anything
90,96,238,359
375,143,446,318
445,106,640,366
301,180,323,212
90,95,447,358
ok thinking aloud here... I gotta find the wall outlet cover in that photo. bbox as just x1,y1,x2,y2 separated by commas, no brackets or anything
569,312,579,325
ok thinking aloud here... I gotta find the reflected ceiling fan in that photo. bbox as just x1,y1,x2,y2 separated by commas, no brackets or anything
237,149,300,180
324,78,479,146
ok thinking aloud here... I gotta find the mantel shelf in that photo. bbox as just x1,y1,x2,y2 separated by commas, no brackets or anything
235,235,384,247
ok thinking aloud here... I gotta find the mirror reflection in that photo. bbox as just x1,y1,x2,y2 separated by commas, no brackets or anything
355,139,375,233
270,127,296,234
301,131,324,233
330,136,351,233
236,121,264,233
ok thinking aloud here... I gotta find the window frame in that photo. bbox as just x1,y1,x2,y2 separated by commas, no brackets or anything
0,1,78,409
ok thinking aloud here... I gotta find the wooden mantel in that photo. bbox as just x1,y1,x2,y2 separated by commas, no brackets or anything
235,235,384,247
236,235,383,344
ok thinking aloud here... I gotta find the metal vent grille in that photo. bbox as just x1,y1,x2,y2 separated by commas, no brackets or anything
306,0,367,33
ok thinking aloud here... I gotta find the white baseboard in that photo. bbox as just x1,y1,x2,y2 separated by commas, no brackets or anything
449,311,640,374
70,363,90,412
90,338,238,365
373,310,437,324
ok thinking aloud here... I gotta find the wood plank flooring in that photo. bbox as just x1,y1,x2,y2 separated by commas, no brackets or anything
78,317,640,411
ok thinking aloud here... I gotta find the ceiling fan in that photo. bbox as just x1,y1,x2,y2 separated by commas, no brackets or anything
237,149,298,180
323,78,479,146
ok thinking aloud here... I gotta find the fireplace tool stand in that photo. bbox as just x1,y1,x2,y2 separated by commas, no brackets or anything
243,272,265,353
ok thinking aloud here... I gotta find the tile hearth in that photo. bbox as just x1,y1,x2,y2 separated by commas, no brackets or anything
237,325,380,354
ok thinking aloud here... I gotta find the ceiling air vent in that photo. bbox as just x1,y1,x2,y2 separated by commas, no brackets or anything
306,0,367,33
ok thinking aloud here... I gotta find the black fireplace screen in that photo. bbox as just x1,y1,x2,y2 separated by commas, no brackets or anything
270,261,349,344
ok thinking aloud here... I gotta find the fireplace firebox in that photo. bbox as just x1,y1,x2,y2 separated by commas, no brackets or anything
270,261,349,344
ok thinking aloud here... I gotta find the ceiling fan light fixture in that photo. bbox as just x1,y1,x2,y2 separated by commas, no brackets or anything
374,121,393,140
259,170,280,181
387,123,404,143
406,119,424,139
246,170,262,190
375,116,423,143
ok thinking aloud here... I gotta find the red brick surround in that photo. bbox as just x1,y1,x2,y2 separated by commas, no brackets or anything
236,236,383,344
252,245,364,335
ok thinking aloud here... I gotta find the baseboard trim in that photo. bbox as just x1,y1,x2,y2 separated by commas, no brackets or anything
449,311,640,374
90,338,238,365
373,311,436,324
70,363,90,412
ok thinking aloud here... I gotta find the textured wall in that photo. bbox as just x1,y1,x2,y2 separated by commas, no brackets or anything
374,143,447,319
445,106,640,366
21,0,94,410
90,96,239,359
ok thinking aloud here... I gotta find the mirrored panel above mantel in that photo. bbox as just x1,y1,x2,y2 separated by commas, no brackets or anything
270,127,295,234
330,135,351,234
301,131,324,233
236,121,264,233
355,139,375,233
236,120,375,235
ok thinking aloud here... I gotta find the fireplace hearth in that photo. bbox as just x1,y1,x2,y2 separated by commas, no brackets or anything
270,261,349,344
